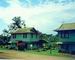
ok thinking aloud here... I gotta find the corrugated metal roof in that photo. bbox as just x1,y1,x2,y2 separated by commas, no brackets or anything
11,27,41,34
56,23,75,31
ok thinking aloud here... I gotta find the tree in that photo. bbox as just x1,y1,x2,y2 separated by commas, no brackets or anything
9,16,26,31
2,16,26,44
3,29,9,36
49,35,61,53
40,34,60,50
40,34,48,42
2,29,10,44
40,34,53,49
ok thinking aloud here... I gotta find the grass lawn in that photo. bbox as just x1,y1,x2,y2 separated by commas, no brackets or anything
24,49,74,58
25,49,59,56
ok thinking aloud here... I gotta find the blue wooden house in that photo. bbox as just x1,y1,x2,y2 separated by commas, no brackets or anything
55,23,75,54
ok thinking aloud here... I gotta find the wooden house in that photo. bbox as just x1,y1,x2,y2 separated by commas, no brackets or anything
9,27,45,50
55,23,75,54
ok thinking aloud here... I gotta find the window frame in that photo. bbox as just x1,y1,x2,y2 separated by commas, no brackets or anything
60,31,69,38
12,34,16,39
23,33,27,38
31,33,33,38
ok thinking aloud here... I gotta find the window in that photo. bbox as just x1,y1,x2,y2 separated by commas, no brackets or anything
60,32,64,38
64,33,69,38
35,34,37,38
31,33,33,38
12,34,16,39
60,32,69,38
23,33,27,38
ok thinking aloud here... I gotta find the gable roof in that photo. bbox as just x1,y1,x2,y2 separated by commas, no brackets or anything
55,23,75,31
11,27,41,34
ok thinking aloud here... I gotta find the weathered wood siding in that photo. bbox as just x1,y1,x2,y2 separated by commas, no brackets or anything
58,30,75,42
58,30,75,53
10,33,40,43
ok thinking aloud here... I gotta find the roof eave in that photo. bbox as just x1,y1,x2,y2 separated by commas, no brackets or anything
11,32,41,34
55,29,75,32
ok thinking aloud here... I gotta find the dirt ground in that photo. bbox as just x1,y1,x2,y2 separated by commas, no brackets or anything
0,50,75,60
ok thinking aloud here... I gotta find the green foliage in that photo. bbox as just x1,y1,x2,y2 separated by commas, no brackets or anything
2,16,26,43
1,29,10,43
40,34,60,50
9,16,26,31
3,29,9,36
50,35,60,50
25,49,59,56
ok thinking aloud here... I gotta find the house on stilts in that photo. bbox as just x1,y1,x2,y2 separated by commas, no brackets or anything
9,27,47,50
55,23,75,54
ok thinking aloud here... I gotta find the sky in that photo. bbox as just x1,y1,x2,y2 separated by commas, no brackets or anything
0,0,75,35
